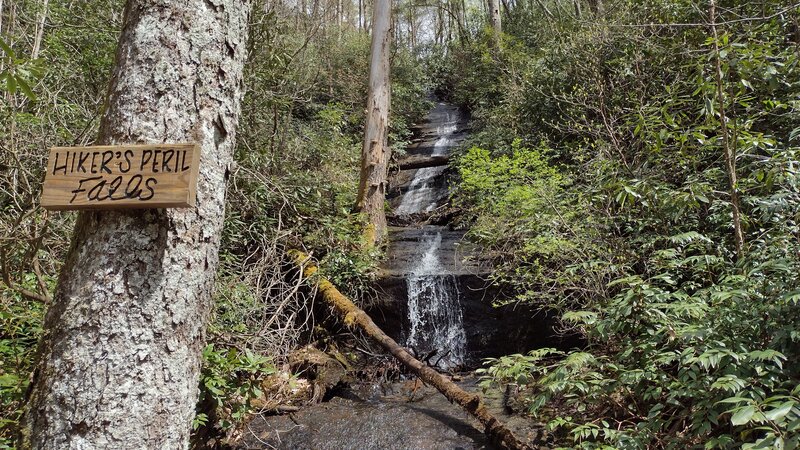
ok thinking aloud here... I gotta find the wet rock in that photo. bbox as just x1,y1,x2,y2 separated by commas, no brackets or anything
389,166,450,214
397,155,450,171
369,273,579,369
380,226,487,277
238,396,486,450
236,378,547,450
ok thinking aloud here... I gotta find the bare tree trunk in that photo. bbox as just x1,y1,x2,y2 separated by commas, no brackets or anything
587,0,603,15
500,0,510,15
436,4,443,45
408,5,416,49
709,0,744,260
458,0,468,43
299,0,307,30
359,0,363,30
792,8,800,55
337,0,343,36
488,0,501,46
30,0,49,60
289,251,541,450
355,0,391,245
0,0,4,39
25,0,252,447
447,3,453,43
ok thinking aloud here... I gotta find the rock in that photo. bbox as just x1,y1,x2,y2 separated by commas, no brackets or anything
235,378,548,450
396,155,450,171
379,226,488,277
368,273,579,369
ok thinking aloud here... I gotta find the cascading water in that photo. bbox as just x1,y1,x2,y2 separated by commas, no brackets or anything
396,107,459,215
396,102,467,369
405,233,466,369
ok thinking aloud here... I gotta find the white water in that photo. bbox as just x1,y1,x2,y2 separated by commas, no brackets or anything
405,233,467,369
398,103,468,369
395,107,460,215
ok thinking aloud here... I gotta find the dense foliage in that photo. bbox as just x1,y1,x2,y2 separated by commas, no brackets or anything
1,0,121,442
4,0,800,447
0,0,430,443
448,0,800,448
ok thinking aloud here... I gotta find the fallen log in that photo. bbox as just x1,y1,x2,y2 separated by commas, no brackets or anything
288,250,541,450
397,155,450,170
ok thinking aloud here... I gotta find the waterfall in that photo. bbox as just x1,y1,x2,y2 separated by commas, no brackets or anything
393,102,468,370
395,104,459,215
405,233,466,369
395,166,445,214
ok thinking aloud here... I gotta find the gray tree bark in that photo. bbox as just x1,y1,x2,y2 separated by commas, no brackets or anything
0,0,5,40
30,0,48,60
25,0,251,448
588,0,603,16
488,0,501,43
355,0,391,245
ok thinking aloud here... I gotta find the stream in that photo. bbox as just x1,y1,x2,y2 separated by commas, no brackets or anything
237,101,545,450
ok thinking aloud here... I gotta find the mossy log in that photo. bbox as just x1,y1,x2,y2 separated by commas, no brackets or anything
288,250,541,450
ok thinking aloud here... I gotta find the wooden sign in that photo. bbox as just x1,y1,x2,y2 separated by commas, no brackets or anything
41,143,201,211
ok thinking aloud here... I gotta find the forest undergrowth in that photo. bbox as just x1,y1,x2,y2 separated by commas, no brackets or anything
2,0,800,448
441,1,800,448
0,1,430,444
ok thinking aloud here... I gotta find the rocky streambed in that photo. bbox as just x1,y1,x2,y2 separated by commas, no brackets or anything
237,376,546,450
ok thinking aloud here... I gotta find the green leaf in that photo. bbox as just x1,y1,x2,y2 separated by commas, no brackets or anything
717,396,750,405
790,127,800,143
704,98,715,117
6,73,16,94
0,373,19,387
0,37,15,59
731,406,756,426
16,76,35,101
764,402,794,422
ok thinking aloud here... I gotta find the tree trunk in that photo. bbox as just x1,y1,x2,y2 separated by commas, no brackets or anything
792,8,800,54
355,0,391,245
337,0,343,37
436,4,443,45
409,7,416,49
30,0,49,60
709,0,745,260
358,0,363,31
488,0,502,46
25,0,251,447
0,0,5,40
399,155,449,171
587,0,603,16
458,0,468,43
288,251,540,450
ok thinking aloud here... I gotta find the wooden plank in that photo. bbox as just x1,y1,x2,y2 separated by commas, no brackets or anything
40,143,201,211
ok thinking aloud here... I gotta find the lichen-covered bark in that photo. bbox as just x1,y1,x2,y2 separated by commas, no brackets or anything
26,0,251,448
355,0,391,244
288,250,541,450
488,0,501,44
